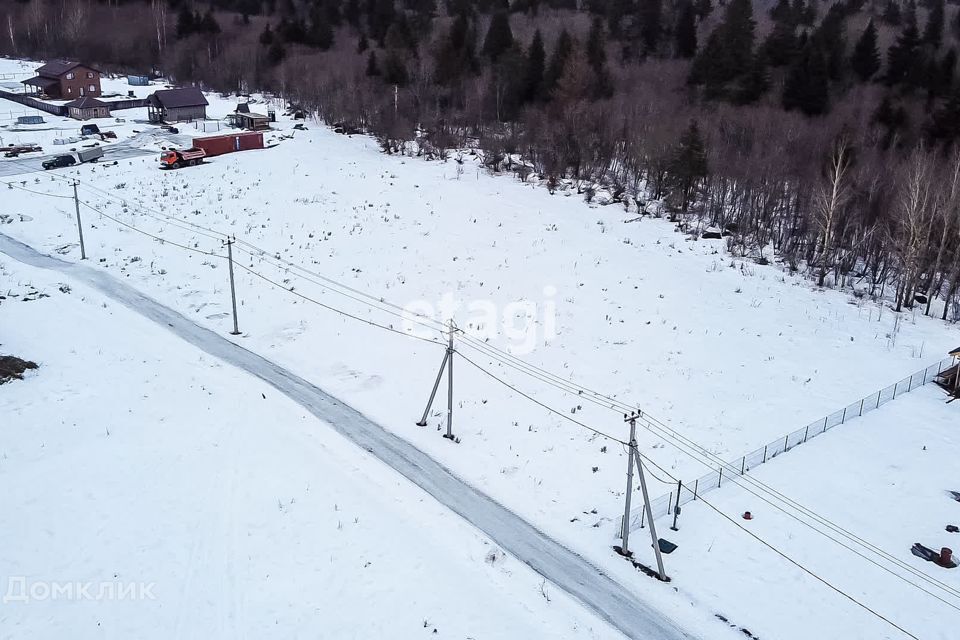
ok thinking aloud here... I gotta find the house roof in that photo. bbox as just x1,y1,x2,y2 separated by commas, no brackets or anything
148,87,209,109
21,76,58,88
950,346,960,356
64,97,108,109
36,60,97,78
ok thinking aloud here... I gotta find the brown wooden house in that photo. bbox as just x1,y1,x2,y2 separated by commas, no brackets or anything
22,61,101,99
147,87,208,123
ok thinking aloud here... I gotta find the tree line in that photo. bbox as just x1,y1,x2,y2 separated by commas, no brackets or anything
4,0,960,320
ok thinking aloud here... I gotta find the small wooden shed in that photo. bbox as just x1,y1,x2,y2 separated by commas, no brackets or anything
65,97,110,120
934,347,960,396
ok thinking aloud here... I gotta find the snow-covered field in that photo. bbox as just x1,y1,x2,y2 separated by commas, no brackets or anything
2,57,959,639
0,258,623,639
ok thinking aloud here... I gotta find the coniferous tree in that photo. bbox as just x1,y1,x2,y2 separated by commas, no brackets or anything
927,87,960,144
783,44,830,115
874,94,908,148
923,0,944,49
586,17,613,98
881,0,901,25
669,120,708,211
851,19,880,81
763,19,799,67
813,3,846,80
688,0,755,96
358,33,369,53
482,12,514,62
694,0,713,18
638,0,662,54
542,28,573,97
259,23,274,46
176,7,195,39
344,0,361,28
676,1,698,58
886,17,922,86
366,50,382,76
735,52,770,104
524,30,546,102
266,40,287,65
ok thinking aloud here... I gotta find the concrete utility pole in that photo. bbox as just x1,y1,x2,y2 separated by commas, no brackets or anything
72,181,86,260
416,320,457,441
225,236,240,336
619,411,668,581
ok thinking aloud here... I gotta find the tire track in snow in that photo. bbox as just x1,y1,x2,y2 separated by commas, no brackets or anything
0,233,697,640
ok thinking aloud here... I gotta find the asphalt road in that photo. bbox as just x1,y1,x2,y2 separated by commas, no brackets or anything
0,232,699,640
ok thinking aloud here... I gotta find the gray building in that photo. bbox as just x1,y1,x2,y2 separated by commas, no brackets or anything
147,87,208,123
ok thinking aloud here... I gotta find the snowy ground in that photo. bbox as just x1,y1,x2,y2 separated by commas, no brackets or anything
1,57,959,639
0,258,625,640
665,385,960,640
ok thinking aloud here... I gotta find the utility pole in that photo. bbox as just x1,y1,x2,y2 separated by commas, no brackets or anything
225,236,240,336
619,411,668,581
416,320,457,441
72,181,86,260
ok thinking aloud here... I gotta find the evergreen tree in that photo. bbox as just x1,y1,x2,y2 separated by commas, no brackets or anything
851,19,880,81
881,0,901,25
874,95,908,148
344,0,361,28
200,10,221,35
688,0,755,95
735,52,770,104
358,33,369,53
927,87,960,144
433,12,478,86
524,30,546,102
542,28,573,97
259,23,274,46
586,17,613,98
669,120,708,211
176,7,195,39
482,12,514,62
266,40,287,65
694,0,713,18
308,8,335,49
676,1,698,58
369,0,396,45
763,19,799,67
638,0,662,54
770,0,792,23
783,44,830,115
886,18,922,86
813,3,846,80
366,50,382,76
923,0,944,49
382,49,409,85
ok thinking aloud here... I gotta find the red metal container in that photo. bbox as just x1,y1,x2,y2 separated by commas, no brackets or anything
192,131,264,157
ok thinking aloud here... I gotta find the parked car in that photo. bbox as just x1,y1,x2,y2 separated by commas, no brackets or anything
42,154,76,170
80,124,100,136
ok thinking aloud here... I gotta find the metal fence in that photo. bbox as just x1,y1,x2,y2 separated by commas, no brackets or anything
627,356,955,531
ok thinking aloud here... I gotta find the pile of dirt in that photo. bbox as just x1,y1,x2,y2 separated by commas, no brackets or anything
0,355,38,384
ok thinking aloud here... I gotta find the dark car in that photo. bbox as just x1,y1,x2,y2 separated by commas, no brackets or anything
80,124,100,136
42,154,76,170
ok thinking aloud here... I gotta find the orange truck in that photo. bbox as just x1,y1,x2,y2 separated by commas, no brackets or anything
159,147,206,169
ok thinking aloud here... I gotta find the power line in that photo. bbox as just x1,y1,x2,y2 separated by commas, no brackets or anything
632,451,921,640
454,349,626,444
233,261,444,346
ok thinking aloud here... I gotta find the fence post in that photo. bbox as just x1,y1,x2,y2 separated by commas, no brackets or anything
876,390,881,409
718,467,723,488
841,407,847,424
694,479,699,500
923,368,929,384
784,434,789,451
822,416,828,433
859,398,864,416
762,445,767,463
893,383,898,400
740,457,745,474
804,425,810,442
909,373,915,391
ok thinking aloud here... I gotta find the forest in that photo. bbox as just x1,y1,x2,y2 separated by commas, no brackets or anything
4,0,960,319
